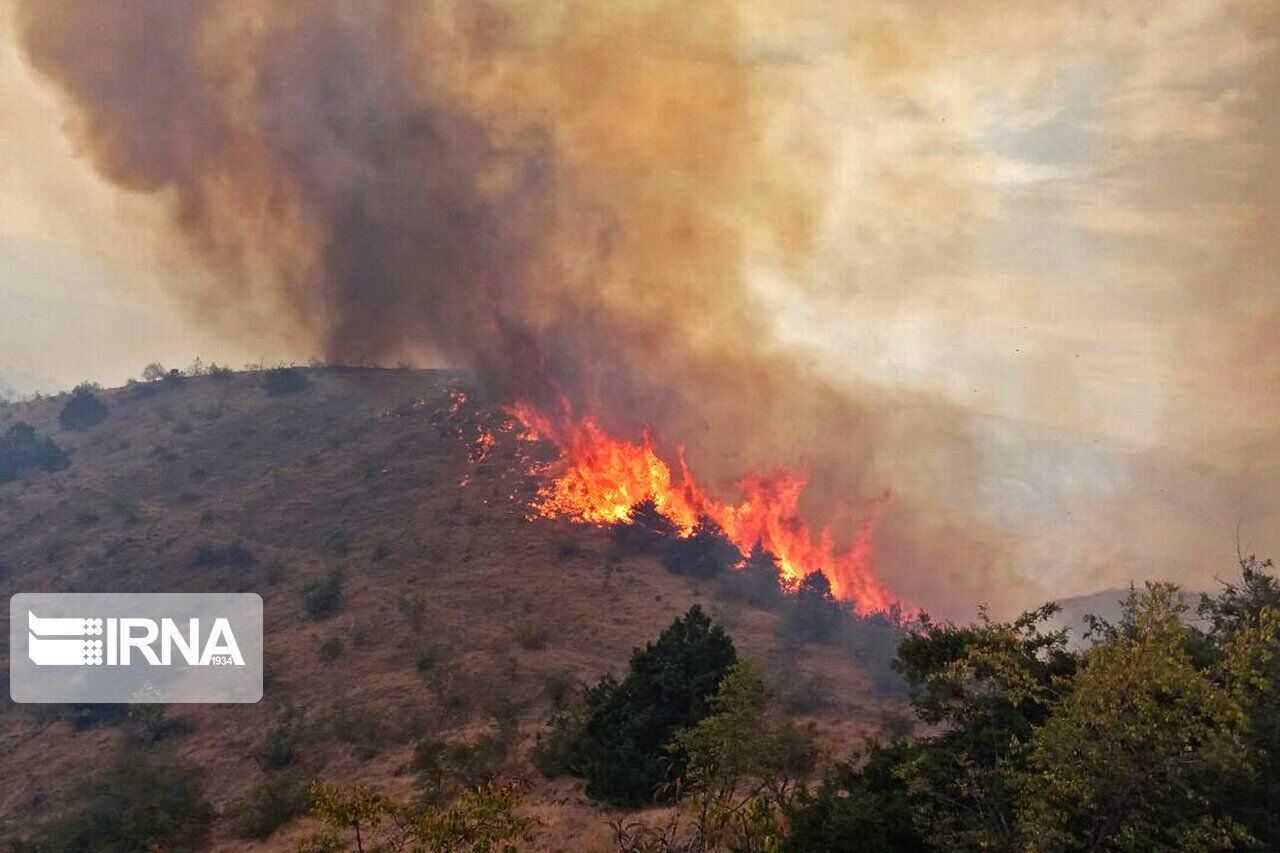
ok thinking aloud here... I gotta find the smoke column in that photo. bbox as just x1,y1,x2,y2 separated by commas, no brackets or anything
15,0,1280,616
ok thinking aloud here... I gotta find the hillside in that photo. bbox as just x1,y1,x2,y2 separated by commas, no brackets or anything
0,367,901,851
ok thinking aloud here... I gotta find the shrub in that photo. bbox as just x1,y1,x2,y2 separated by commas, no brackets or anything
301,568,344,619
319,636,344,661
141,362,168,382
12,745,214,852
533,605,738,806
254,709,303,770
193,540,255,569
208,362,234,379
58,383,108,431
610,498,679,554
0,422,69,483
262,366,310,395
513,616,548,650
228,775,310,840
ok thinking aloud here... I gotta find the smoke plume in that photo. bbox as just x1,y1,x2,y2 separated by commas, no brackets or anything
14,0,1280,616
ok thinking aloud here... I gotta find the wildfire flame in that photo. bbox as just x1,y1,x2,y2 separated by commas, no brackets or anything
508,400,903,615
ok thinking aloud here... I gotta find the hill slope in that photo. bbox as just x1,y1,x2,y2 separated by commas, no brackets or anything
0,367,898,851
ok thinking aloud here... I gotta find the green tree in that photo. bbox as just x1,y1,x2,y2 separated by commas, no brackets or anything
534,605,738,806
58,383,108,431
670,660,816,852
1017,583,1254,851
662,517,741,579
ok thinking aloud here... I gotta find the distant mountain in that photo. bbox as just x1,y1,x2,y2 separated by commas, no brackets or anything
1047,586,1206,647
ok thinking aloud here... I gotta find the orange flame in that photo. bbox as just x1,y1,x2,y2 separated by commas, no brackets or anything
508,400,903,615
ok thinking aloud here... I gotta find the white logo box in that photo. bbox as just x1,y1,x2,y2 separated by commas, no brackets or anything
10,593,262,703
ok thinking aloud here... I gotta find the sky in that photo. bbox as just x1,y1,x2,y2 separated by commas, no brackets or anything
1,0,1277,612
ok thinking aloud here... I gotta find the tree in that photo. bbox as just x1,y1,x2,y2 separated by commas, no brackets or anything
783,741,930,853
58,383,108,431
662,517,741,579
890,603,1075,850
534,605,738,806
611,498,680,554
726,543,787,609
0,421,69,482
783,572,849,643
1017,583,1254,851
670,661,816,852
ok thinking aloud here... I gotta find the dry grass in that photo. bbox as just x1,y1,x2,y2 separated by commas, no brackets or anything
0,368,897,851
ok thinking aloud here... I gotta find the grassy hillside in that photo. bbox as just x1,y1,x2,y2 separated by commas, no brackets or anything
0,367,900,851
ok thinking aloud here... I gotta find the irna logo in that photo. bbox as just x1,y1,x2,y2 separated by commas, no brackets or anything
11,593,262,703
27,611,245,667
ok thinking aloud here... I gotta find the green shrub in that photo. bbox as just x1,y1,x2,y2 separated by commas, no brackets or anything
513,616,548,650
0,422,69,483
12,745,213,852
319,636,344,662
58,383,108,431
301,568,344,619
193,540,255,569
254,710,302,770
228,775,310,840
533,605,738,806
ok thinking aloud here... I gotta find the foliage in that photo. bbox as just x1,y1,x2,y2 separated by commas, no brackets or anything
662,518,741,579
0,421,69,482
229,775,311,840
12,745,214,852
718,544,787,609
296,779,536,853
781,571,850,643
611,498,679,554
669,660,817,852
58,383,108,431
255,706,304,770
1017,583,1254,851
533,605,738,806
781,560,1280,853
302,567,345,619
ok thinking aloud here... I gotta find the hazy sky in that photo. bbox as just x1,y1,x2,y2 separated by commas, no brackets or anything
3,0,1277,610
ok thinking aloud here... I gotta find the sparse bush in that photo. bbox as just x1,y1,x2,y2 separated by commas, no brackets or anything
12,745,214,852
208,362,234,379
322,528,351,557
301,567,344,619
228,775,310,840
371,538,392,562
513,616,548,650
325,700,385,759
610,498,679,555
319,636,344,662
254,710,303,770
58,383,108,431
544,671,577,710
194,540,255,570
661,517,740,579
262,366,310,395
555,537,582,560
0,422,69,483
